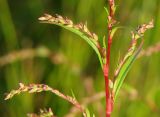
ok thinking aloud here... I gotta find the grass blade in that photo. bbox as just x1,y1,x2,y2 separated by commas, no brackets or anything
113,43,143,100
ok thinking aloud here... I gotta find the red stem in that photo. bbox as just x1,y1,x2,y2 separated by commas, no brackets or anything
103,27,113,117
103,1,115,117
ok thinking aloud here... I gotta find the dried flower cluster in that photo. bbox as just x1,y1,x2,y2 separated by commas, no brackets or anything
114,20,154,79
135,20,154,38
27,108,55,117
38,14,106,60
38,14,99,46
5,83,85,116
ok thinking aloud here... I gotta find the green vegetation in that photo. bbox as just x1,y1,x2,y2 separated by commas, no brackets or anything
0,0,160,117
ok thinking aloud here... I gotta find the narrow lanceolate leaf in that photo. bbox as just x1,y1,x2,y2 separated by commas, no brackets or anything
113,43,142,100
85,109,91,117
113,20,154,100
104,7,109,16
38,14,103,68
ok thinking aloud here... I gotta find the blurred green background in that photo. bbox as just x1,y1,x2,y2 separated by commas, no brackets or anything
0,0,160,117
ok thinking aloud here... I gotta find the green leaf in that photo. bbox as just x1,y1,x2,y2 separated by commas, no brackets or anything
110,26,122,39
85,109,91,117
104,7,109,16
40,20,103,68
85,108,95,117
102,36,106,49
113,5,119,14
113,44,142,100
70,89,76,100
